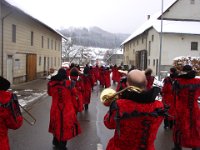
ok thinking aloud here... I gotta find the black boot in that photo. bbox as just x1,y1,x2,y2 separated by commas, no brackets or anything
164,117,169,129
169,120,174,129
58,141,67,150
84,104,88,111
192,148,200,150
172,143,182,150
52,136,59,147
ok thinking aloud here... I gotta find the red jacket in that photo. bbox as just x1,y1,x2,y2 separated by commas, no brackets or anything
146,76,155,90
48,80,81,141
70,76,84,112
104,89,164,150
161,76,176,120
104,69,111,88
81,74,92,104
173,75,200,148
0,91,23,150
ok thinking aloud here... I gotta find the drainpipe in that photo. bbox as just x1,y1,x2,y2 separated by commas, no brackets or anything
1,10,13,76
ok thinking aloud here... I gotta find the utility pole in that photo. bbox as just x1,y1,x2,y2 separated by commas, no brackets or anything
158,0,164,81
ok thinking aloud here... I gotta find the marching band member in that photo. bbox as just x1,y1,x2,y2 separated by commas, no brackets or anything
70,67,84,113
162,67,178,129
145,68,155,90
82,66,93,111
48,68,81,150
172,65,200,150
103,70,166,150
0,76,23,150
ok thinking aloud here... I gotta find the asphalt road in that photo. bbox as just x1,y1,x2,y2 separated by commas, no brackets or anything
8,84,191,150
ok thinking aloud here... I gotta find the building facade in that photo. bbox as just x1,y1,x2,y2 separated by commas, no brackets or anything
122,0,200,75
0,0,63,84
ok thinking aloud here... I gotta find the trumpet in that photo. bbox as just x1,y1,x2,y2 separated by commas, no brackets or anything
100,86,142,106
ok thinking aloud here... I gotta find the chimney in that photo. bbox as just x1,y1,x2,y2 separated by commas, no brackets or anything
147,15,150,20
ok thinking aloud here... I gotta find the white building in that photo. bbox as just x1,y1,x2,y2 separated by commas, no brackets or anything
121,0,200,75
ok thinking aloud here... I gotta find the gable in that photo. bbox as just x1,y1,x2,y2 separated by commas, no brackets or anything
162,0,200,21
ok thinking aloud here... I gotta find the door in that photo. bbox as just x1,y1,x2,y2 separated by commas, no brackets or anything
26,54,37,81
7,55,13,83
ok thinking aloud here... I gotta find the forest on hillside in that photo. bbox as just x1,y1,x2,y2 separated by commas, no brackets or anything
58,26,129,49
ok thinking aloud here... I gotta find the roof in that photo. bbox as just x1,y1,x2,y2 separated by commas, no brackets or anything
121,0,200,45
2,0,68,40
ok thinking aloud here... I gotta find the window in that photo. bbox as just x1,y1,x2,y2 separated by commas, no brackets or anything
48,38,50,49
142,37,144,44
190,0,195,4
191,42,198,50
55,41,56,50
31,31,34,46
153,59,155,66
152,35,154,42
39,56,41,66
12,24,16,43
148,41,151,56
41,36,44,48
51,39,53,49
54,57,56,66
148,59,150,65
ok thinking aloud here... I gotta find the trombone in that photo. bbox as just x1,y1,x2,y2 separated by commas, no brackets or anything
100,86,142,106
19,104,36,126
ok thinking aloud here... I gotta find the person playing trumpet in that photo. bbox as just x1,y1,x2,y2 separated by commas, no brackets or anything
103,70,167,150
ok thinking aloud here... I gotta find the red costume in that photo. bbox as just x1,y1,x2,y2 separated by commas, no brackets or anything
70,67,84,112
48,68,81,149
104,68,111,88
99,66,105,87
0,77,23,150
146,75,155,90
104,87,165,150
162,76,176,129
173,70,200,148
81,66,93,110
112,65,118,83
94,65,100,83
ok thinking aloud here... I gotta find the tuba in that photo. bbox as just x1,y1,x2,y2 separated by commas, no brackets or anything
100,86,142,106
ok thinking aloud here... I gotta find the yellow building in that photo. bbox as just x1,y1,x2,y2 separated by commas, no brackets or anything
0,0,65,84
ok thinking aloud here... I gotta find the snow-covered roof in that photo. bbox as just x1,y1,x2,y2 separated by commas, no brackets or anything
153,20,200,35
121,18,200,46
3,0,67,40
121,0,200,46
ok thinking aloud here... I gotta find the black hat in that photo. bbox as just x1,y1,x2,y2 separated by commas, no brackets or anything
84,66,90,75
182,65,192,73
70,67,79,77
51,68,67,81
0,76,11,91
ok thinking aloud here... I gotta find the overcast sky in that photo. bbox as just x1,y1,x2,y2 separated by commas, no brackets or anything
6,0,175,34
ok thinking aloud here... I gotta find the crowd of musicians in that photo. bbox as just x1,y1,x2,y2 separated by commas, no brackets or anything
0,62,200,150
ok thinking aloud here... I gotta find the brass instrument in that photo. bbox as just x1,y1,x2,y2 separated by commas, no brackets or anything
100,86,142,106
20,104,36,126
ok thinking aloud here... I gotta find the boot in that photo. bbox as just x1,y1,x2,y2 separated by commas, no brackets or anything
52,136,59,147
169,120,174,129
172,143,182,150
84,104,88,111
58,141,67,150
164,118,169,129
192,148,200,150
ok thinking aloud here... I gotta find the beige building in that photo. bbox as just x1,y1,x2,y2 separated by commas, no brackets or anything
0,0,65,84
121,0,200,75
